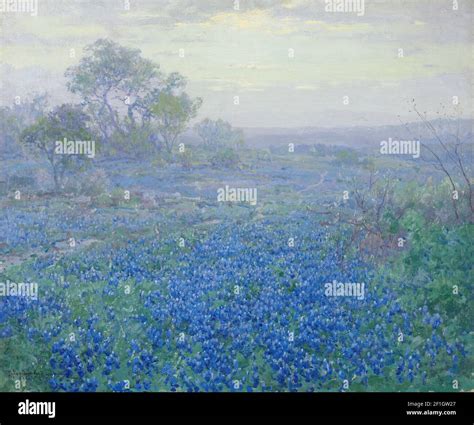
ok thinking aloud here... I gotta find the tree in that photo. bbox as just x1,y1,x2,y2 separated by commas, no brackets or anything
400,100,473,222
0,107,22,158
194,118,244,148
0,93,48,158
150,89,202,154
209,147,240,169
21,104,93,191
65,39,202,158
65,39,161,148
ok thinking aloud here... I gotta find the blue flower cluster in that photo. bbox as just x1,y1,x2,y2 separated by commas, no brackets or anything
0,206,165,255
0,215,465,391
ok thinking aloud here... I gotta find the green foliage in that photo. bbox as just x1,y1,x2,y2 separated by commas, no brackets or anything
209,147,240,169
150,91,202,154
65,38,159,146
396,222,473,331
372,180,473,387
194,118,244,149
333,149,359,166
21,104,93,191
0,94,48,158
111,126,155,158
65,39,202,157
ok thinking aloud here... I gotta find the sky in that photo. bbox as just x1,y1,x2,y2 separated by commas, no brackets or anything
0,0,472,128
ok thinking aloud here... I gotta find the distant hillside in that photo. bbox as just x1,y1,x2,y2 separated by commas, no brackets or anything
236,119,474,149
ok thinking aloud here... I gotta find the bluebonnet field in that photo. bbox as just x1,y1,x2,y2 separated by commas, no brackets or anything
0,150,471,392
0,36,472,393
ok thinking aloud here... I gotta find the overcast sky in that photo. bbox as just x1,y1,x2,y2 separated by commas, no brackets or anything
0,0,472,128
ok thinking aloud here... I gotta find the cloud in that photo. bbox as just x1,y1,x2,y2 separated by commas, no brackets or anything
0,0,471,127
295,85,317,91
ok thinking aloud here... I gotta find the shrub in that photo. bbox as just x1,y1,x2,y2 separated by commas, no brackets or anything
210,147,240,169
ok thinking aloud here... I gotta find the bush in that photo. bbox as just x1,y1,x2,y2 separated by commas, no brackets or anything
210,147,240,169
395,219,473,332
332,149,359,166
